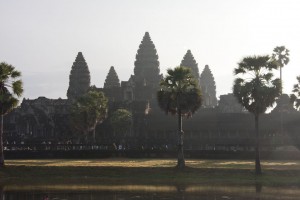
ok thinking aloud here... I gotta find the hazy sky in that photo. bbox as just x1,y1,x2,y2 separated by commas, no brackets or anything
0,0,299,100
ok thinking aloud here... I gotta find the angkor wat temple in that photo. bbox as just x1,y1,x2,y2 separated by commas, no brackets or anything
3,32,300,150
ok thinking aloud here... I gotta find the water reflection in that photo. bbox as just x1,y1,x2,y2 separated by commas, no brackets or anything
255,182,262,193
0,185,3,200
1,183,299,200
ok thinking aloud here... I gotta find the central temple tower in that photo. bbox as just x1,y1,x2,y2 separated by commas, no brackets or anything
67,52,91,100
180,50,200,83
134,32,161,88
127,32,162,101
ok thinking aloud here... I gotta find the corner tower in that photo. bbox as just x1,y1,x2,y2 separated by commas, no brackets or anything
67,52,91,100
134,32,160,87
200,65,217,107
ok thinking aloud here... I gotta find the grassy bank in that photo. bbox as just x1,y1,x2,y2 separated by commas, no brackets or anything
1,159,300,186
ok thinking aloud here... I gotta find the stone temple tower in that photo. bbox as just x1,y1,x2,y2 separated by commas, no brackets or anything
67,52,91,100
200,65,217,107
134,32,161,88
103,66,122,101
180,50,200,83
104,66,120,88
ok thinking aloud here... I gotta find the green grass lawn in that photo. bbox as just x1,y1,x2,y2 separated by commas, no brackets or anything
1,158,300,186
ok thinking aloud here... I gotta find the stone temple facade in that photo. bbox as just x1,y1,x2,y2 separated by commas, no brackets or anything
3,32,300,149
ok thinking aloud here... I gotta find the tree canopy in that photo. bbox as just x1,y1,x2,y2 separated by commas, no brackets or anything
233,55,281,116
272,46,289,68
157,66,202,117
110,109,132,137
70,90,107,143
0,62,23,115
272,46,289,94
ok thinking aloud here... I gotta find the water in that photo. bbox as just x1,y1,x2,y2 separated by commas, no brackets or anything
1,183,299,200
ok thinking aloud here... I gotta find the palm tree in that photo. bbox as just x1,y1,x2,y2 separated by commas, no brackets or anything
233,56,280,175
290,76,300,110
0,62,23,167
157,66,202,169
272,46,289,94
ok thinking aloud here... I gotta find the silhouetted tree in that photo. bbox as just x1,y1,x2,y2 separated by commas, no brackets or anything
157,66,202,169
272,46,289,94
290,76,300,110
233,55,280,175
110,109,132,137
70,90,107,143
0,62,23,167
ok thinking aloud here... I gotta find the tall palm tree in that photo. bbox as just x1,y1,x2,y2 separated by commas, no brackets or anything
157,66,202,169
233,56,280,175
0,62,23,167
272,46,289,94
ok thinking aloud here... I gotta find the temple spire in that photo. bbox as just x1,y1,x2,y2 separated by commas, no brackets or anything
200,65,217,107
180,50,200,82
104,66,120,88
134,32,160,87
67,52,91,100
75,52,85,62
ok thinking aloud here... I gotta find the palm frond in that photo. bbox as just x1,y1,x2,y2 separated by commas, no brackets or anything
157,66,202,117
12,80,24,97
233,55,280,115
0,62,23,115
11,71,21,78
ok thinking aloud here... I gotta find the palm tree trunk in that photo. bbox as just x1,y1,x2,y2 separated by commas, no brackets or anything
92,128,96,144
255,114,262,175
177,109,185,169
280,66,282,95
0,113,4,167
